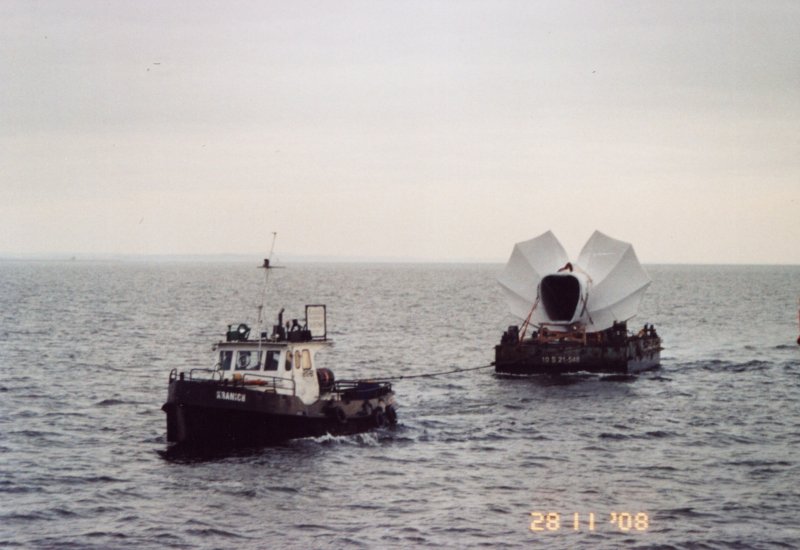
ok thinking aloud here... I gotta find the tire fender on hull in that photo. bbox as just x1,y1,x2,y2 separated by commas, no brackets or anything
384,405,398,425
326,406,347,424
372,407,386,428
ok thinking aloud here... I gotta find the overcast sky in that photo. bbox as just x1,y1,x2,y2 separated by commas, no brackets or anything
2,1,798,263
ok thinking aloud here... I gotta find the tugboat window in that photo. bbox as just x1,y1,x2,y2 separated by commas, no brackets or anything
265,350,279,371
220,351,233,371
285,352,292,371
234,350,263,370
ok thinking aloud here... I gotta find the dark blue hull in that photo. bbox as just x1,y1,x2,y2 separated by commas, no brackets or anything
163,379,396,448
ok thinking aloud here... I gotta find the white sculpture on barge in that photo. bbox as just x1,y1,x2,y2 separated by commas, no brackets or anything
495,230,662,375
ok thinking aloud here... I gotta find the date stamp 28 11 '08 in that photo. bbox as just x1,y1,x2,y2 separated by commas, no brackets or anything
530,511,650,533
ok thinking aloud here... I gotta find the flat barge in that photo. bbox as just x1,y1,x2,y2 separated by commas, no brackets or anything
495,321,661,375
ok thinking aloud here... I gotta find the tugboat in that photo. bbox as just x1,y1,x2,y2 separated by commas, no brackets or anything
495,231,662,375
162,263,397,448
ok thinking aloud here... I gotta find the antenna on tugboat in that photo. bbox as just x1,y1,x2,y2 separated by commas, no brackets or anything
257,232,278,328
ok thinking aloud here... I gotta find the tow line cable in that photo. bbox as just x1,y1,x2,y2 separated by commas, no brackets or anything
372,362,495,381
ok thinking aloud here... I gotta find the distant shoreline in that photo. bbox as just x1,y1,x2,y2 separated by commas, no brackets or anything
0,254,797,267
0,253,501,264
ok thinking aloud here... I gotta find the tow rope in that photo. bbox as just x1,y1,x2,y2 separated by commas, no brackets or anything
372,362,495,381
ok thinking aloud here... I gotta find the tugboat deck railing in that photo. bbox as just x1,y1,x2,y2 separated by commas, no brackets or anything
330,379,393,400
190,368,223,381
239,372,296,394
167,368,297,395
168,368,224,382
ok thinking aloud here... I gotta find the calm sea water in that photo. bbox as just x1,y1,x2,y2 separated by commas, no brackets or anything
1,261,798,549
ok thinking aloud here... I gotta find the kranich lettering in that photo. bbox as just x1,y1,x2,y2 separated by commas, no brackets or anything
216,391,246,403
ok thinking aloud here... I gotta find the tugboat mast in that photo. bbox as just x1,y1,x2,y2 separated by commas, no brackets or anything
257,231,278,335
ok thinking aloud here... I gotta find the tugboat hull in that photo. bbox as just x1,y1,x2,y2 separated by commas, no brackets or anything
163,379,397,447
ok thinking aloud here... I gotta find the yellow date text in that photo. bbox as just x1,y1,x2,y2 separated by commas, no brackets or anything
529,511,649,533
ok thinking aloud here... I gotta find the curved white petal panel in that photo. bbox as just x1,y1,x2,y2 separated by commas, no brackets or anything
498,230,651,332
578,231,651,331
497,231,569,322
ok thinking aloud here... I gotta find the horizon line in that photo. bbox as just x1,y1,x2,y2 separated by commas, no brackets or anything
1,252,798,267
